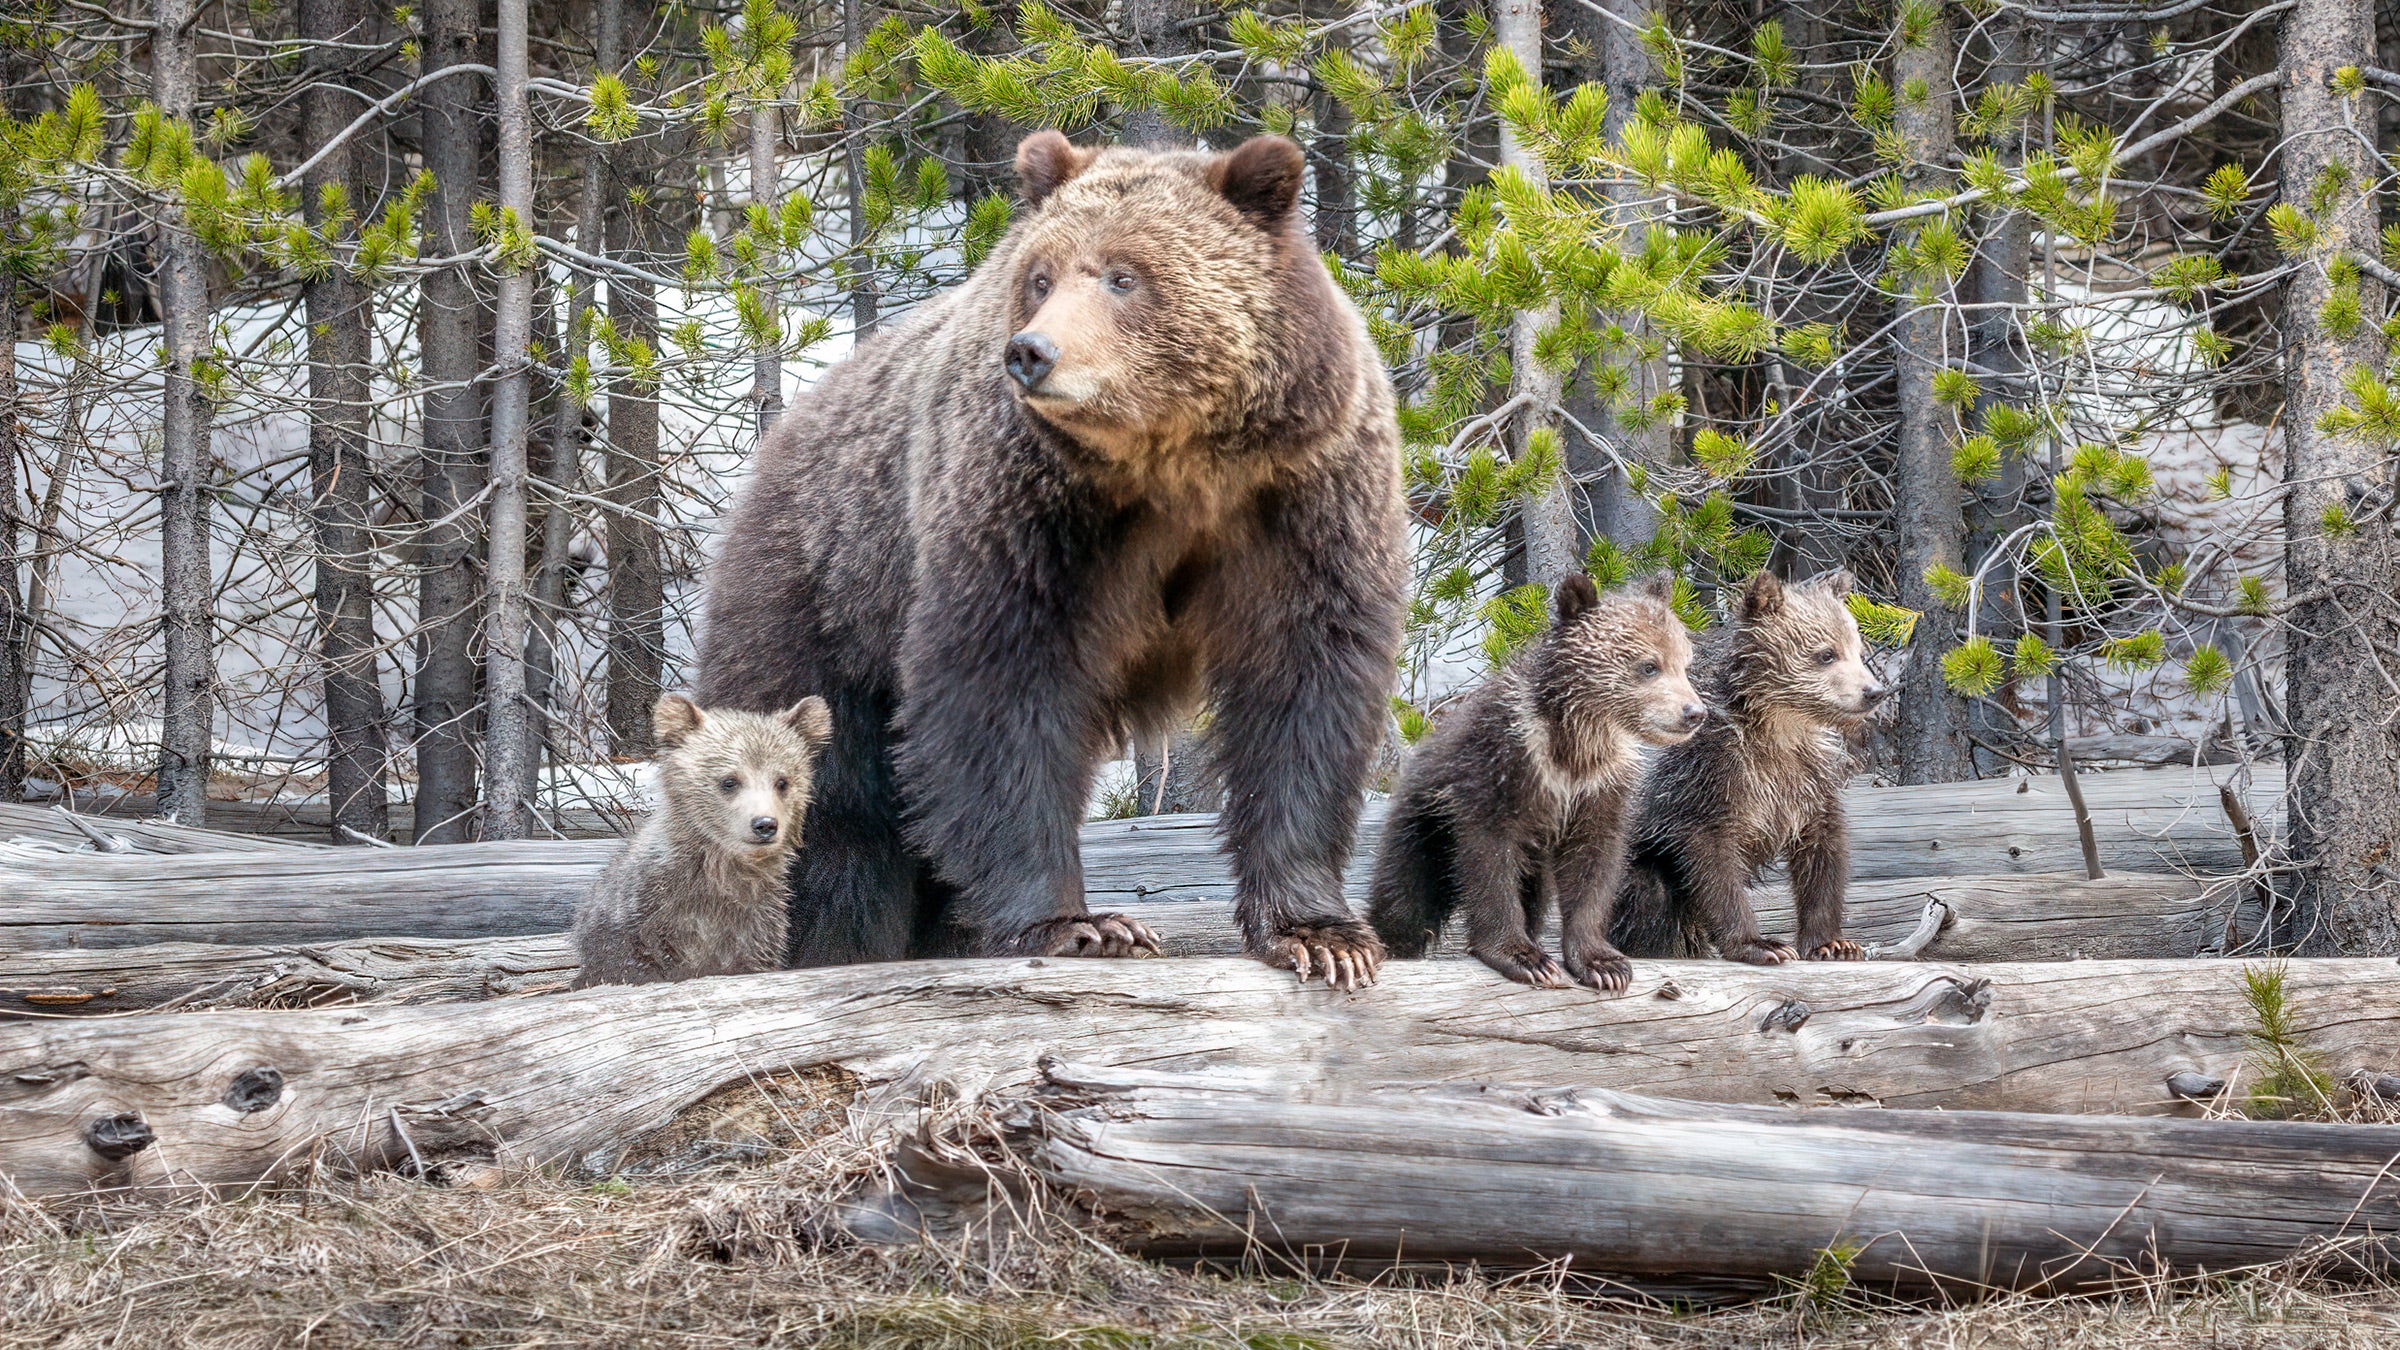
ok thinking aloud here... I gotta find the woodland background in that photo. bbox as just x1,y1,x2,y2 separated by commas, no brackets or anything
0,0,2394,952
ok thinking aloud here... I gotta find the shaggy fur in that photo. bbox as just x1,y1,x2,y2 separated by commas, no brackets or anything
1369,574,1705,990
1609,570,1888,965
573,695,833,987
693,131,1405,987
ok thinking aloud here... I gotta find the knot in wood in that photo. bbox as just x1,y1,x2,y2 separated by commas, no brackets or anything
84,1111,155,1160
222,1066,284,1113
2166,1071,2228,1102
1759,999,1811,1033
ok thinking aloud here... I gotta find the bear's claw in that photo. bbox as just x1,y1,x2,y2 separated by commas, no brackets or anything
1806,937,1865,962
1564,942,1634,993
1726,938,1798,966
1016,913,1161,959
1260,923,1383,992
1477,942,1570,989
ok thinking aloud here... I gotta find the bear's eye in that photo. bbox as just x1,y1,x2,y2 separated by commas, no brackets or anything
1105,269,1137,294
1028,273,1052,299
1639,660,1660,678
718,775,739,794
1815,649,1838,666
774,776,790,794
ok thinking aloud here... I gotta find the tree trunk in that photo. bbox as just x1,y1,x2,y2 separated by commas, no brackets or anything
1307,3,1357,259
478,0,537,841
1890,10,1973,783
750,68,783,442
1130,725,1220,815
1121,0,1192,148
602,202,664,758
299,0,393,845
153,0,215,826
413,0,488,844
0,801,315,853
842,0,880,335
0,869,2238,1015
980,1064,2400,1291
2280,0,2400,954
5,955,2398,1197
0,207,24,805
1760,2,1847,577
1494,0,1576,587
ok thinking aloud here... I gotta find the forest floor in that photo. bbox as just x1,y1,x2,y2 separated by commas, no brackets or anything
6,1082,2395,1350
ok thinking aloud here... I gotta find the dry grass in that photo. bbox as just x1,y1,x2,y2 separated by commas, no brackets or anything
5,1084,2398,1350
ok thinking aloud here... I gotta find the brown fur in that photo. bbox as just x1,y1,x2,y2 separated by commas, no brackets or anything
571,695,832,987
1609,570,1887,965
693,132,1404,986
1369,575,1705,990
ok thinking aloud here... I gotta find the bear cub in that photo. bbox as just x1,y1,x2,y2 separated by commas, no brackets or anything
572,693,833,988
1608,569,1886,966
1369,573,1705,990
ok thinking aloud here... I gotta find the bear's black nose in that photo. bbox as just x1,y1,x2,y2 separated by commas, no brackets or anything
749,816,779,842
1005,331,1058,391
1679,702,1707,729
1861,682,1890,706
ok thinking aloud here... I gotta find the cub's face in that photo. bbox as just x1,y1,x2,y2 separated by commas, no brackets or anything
1624,616,1706,744
1548,574,1708,745
998,132,1306,456
652,695,833,859
1736,571,1889,724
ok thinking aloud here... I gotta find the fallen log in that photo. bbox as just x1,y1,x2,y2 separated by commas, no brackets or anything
0,803,317,855
0,871,2231,1015
958,1062,2398,1292
4,956,2395,1198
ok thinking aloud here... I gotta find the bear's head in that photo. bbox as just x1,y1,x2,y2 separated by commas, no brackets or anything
997,130,1341,463
1722,570,1889,726
652,693,833,860
1539,572,1707,746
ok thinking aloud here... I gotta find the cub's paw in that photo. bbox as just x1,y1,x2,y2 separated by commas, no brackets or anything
1257,922,1383,992
1806,937,1865,962
1563,942,1634,993
1013,913,1162,959
1475,942,1570,989
1725,939,1797,966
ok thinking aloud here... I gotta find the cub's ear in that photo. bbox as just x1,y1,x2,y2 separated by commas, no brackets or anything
1638,571,1676,605
1210,135,1305,229
782,695,833,746
1808,568,1856,599
1553,573,1599,624
652,693,705,749
1016,130,1095,208
1738,570,1787,623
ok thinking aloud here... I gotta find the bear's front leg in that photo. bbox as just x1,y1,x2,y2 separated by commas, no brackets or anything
891,535,1160,961
1197,466,1406,991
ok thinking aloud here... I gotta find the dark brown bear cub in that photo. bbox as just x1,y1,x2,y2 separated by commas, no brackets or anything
1369,574,1705,990
695,130,1404,988
1609,569,1887,965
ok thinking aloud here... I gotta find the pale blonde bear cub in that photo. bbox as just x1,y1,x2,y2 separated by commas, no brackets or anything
572,693,832,987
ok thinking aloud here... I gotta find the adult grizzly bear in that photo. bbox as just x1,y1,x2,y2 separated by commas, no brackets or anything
694,131,1404,989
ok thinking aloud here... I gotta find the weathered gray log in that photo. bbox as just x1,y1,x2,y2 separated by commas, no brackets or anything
4,956,2396,1197
0,871,2230,1015
0,804,317,855
975,1062,2399,1291
4,766,2266,951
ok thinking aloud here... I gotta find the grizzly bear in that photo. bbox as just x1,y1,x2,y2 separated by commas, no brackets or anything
1368,574,1705,990
574,693,834,987
1608,570,1887,965
692,131,1405,989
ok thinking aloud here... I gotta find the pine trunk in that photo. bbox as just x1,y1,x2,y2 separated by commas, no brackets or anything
841,0,880,335
478,0,537,840
1121,0,1192,148
602,177,664,758
0,210,24,803
153,0,215,825
299,0,392,843
1891,12,1973,783
750,84,783,442
1494,0,1575,586
413,0,488,844
2280,0,2400,953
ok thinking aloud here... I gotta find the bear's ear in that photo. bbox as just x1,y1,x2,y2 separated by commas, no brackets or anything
782,695,833,746
1554,573,1599,624
1809,568,1856,599
653,693,705,749
1738,570,1787,623
1016,130,1095,208
1210,135,1305,230
1638,571,1676,605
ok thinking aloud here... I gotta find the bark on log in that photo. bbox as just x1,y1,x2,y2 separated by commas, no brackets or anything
0,871,2228,1014
4,956,2396,1197
0,804,318,854
3,765,2267,950
972,1063,2400,1291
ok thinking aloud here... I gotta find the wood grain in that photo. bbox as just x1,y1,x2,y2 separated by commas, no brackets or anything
4,955,2394,1197
990,1062,2400,1291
